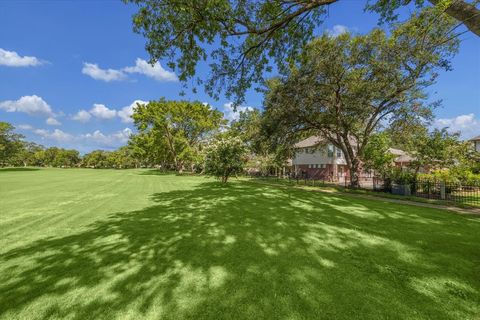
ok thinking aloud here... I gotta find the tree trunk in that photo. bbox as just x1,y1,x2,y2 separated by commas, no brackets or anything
348,158,361,188
428,0,480,37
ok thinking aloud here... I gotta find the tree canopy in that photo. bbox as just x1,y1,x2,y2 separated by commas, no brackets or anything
262,10,459,186
0,122,24,167
126,0,478,102
204,135,248,183
362,133,395,176
132,99,226,171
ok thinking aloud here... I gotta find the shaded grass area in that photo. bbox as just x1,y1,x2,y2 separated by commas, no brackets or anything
249,176,480,208
0,167,40,172
0,168,479,319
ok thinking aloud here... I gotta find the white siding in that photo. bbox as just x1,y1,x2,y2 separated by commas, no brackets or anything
293,145,347,165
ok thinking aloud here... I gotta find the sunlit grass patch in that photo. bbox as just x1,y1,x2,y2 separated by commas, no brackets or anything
0,168,479,319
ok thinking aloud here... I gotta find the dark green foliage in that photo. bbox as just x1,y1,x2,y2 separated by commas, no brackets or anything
132,99,226,171
126,0,477,102
363,133,396,175
204,136,247,183
409,128,471,171
263,11,458,186
0,122,24,166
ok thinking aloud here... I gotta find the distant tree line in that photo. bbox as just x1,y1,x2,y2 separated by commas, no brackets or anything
0,122,136,169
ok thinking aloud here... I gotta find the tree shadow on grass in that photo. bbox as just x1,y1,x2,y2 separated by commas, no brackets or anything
0,181,479,319
137,169,205,178
137,169,175,176
0,167,41,172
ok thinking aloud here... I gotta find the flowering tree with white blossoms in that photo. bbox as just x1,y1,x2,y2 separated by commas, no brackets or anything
204,136,248,183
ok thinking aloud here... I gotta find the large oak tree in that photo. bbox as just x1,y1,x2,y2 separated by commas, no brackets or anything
126,0,478,102
132,99,226,172
262,10,459,186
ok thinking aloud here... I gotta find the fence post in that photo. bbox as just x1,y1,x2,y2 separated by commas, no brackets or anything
440,181,446,200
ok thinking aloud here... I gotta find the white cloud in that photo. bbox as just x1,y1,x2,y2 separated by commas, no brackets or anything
71,109,92,123
117,100,147,123
82,128,133,146
82,62,126,82
0,95,55,117
327,25,349,37
25,124,133,150
18,124,33,130
222,102,254,122
81,58,177,83
124,58,177,82
434,113,480,139
89,103,117,120
0,48,44,67
50,129,73,142
72,100,147,123
34,128,73,142
46,117,61,126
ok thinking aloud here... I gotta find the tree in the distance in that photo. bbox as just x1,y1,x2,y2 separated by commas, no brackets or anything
410,128,470,173
362,133,395,177
132,99,225,172
0,122,24,167
204,136,248,183
14,142,44,167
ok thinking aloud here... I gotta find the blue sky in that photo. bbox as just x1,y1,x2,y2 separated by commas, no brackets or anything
1,1,479,153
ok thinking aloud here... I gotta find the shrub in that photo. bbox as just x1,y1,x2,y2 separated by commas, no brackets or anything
389,169,416,185
204,136,248,183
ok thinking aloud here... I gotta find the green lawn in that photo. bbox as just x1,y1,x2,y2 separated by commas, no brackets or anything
1,168,479,320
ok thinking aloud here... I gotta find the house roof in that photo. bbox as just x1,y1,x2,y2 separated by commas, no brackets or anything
388,148,415,163
388,148,406,156
293,136,414,162
469,135,480,141
293,136,324,148
395,154,415,163
293,135,358,148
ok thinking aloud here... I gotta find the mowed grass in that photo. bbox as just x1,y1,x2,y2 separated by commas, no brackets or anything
1,168,479,320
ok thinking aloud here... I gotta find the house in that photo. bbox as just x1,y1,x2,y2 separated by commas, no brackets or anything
292,136,414,180
292,136,349,181
470,135,480,152
388,148,415,168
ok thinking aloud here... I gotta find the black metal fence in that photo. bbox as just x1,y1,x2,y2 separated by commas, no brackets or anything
372,177,480,206
412,179,480,206
249,173,480,207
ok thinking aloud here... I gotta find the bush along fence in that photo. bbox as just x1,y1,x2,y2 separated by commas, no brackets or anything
372,177,480,207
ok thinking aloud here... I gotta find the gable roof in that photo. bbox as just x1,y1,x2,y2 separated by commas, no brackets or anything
469,135,480,141
395,154,415,163
293,135,358,148
388,148,415,163
388,148,406,156
293,136,324,148
293,136,414,162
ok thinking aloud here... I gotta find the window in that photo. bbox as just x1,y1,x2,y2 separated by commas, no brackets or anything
336,149,342,158
308,164,312,168
327,145,334,157
321,164,325,169
315,164,319,168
